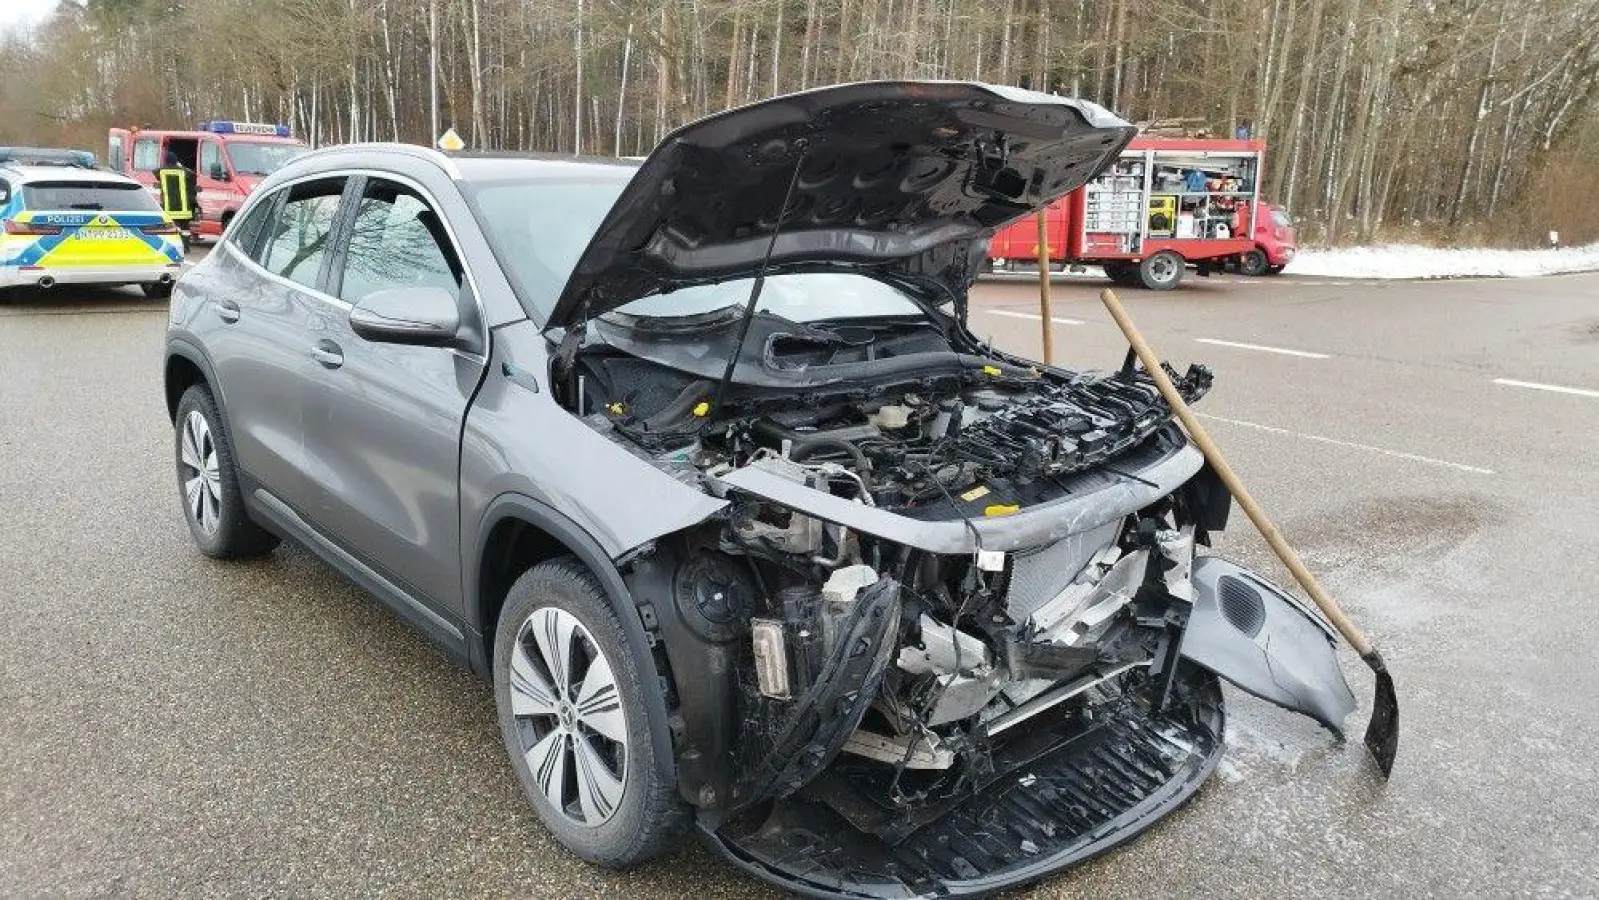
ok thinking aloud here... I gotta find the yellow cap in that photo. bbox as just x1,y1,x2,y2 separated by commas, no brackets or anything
983,503,1021,517
606,402,625,415
982,365,1002,376
692,401,711,417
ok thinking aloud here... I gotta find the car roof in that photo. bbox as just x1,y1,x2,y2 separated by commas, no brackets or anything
0,165,141,185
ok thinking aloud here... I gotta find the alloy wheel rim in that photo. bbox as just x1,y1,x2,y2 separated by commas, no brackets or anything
179,410,222,536
510,606,629,827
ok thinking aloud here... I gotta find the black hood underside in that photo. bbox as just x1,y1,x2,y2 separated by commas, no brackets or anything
547,81,1136,329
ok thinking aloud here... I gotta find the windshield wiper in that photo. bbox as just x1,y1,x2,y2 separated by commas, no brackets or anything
709,138,810,413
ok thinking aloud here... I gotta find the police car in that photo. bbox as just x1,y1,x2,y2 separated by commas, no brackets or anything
0,149,185,300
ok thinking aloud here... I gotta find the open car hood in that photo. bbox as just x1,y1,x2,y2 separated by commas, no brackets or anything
545,81,1135,330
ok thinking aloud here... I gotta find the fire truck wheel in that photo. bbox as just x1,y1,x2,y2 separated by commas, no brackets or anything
1103,263,1136,286
1239,248,1270,277
1138,251,1185,290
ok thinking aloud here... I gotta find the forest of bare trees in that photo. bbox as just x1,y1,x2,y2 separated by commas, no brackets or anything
2,0,1597,245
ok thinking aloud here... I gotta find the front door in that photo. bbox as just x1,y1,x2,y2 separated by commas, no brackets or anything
300,174,484,612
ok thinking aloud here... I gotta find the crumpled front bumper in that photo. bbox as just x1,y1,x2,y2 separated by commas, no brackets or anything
699,666,1225,899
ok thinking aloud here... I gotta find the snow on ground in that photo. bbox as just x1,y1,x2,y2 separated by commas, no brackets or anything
1284,242,1599,279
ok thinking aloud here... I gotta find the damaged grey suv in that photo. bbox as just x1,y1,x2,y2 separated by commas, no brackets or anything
164,82,1358,897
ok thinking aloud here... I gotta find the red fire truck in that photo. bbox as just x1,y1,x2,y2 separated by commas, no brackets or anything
107,121,308,241
988,136,1268,290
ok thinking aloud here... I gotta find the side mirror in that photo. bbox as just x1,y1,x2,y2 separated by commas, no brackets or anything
209,164,229,181
348,286,460,346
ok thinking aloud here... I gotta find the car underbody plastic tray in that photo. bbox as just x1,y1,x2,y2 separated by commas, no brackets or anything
700,668,1225,899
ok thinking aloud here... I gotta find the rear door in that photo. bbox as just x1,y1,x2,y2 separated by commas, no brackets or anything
203,176,351,514
299,173,484,612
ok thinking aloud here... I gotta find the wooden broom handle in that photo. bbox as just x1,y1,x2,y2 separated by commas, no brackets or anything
1098,287,1374,656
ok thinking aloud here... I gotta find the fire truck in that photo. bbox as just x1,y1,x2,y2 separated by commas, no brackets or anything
987,136,1272,290
106,121,308,241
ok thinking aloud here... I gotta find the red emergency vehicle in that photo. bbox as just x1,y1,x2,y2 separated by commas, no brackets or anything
988,136,1268,290
107,121,308,241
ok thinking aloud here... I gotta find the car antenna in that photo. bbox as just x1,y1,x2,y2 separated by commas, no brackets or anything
709,137,810,415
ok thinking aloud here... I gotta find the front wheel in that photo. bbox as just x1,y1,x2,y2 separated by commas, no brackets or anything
142,281,173,300
1238,248,1270,277
1138,250,1186,290
494,558,688,867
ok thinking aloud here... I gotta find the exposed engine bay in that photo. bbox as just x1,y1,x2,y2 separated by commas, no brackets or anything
551,300,1352,896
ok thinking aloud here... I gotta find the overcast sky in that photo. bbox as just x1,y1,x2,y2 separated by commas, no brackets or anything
0,0,59,36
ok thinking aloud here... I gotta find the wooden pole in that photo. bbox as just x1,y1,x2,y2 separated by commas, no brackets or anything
1035,210,1053,365
1097,286,1372,655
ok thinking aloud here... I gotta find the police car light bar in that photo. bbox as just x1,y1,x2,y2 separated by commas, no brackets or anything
197,121,293,138
0,147,99,168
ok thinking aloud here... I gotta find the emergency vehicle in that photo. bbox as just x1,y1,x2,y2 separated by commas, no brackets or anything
987,136,1270,290
0,150,184,300
107,121,307,241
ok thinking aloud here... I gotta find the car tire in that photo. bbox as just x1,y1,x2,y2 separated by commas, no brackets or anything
1138,250,1185,290
143,281,174,300
174,385,279,559
1238,248,1270,277
494,557,688,868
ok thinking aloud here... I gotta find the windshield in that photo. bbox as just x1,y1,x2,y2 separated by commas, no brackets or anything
227,142,307,176
466,175,631,318
23,181,159,211
612,273,927,323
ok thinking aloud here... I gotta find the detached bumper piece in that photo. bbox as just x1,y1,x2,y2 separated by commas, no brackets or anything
700,667,1224,899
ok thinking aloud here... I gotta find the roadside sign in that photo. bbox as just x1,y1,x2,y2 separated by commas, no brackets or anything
436,128,465,152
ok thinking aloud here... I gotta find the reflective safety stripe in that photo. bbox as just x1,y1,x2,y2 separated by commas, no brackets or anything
158,168,193,221
1,210,182,269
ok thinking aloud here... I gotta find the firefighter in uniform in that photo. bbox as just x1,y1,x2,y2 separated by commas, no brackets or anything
157,152,199,251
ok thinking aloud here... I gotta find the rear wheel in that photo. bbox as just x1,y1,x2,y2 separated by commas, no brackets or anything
1238,248,1270,277
494,558,688,867
1138,251,1185,290
142,281,173,300
173,385,278,558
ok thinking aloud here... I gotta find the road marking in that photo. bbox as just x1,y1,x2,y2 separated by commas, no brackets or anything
1493,378,1599,399
1195,338,1330,359
1194,412,1495,475
984,309,1085,326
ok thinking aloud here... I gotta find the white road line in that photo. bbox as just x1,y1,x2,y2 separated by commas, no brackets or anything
1194,338,1330,359
1194,412,1495,475
983,309,1085,326
1493,378,1599,399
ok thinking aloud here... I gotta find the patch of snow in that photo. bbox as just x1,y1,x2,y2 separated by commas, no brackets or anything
1285,242,1599,279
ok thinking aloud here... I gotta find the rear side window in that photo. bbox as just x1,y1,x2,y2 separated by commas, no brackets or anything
22,181,160,212
258,178,346,291
132,138,161,171
0,178,11,207
337,178,462,304
227,192,279,260
109,135,125,173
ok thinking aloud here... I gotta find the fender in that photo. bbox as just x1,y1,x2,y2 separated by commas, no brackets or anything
1180,555,1357,737
163,334,225,421
468,492,679,782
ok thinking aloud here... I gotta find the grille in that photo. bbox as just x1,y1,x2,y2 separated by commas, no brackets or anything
1218,575,1266,638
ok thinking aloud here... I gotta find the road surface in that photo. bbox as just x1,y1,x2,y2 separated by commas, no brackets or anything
2,268,1595,896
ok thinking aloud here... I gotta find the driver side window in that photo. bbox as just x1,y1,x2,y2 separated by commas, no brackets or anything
336,178,463,305
199,141,223,179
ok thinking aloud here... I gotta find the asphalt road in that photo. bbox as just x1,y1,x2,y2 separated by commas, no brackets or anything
2,266,1596,897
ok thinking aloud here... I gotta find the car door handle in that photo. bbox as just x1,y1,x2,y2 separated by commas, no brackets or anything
216,299,240,323
309,341,344,369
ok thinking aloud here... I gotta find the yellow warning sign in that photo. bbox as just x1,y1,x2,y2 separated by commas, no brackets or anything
436,128,465,152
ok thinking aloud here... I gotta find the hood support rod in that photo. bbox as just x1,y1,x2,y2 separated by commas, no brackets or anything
710,138,810,414
1098,286,1398,778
